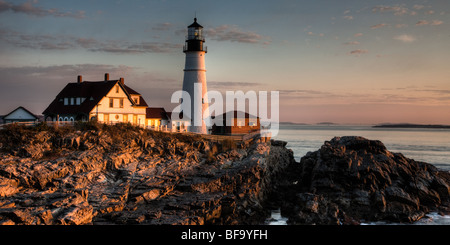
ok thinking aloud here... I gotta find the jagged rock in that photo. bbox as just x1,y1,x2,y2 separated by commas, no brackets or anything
0,124,295,225
0,177,19,197
273,136,450,224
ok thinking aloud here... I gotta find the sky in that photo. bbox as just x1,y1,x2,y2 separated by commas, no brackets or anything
0,0,449,125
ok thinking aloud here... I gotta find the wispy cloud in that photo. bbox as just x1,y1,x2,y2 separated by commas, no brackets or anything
393,34,416,43
0,28,181,53
343,41,360,45
413,5,425,10
343,15,354,20
370,23,387,29
416,20,444,26
0,0,85,19
206,25,271,45
349,49,368,55
152,22,173,31
372,5,414,16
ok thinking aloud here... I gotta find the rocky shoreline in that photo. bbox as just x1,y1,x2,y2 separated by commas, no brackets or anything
0,123,449,225
270,136,450,224
0,123,294,225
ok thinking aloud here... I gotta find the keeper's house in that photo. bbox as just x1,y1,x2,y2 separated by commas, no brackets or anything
43,73,148,126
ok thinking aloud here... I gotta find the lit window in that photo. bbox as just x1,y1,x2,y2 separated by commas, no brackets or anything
64,98,68,105
76,98,81,105
70,98,74,105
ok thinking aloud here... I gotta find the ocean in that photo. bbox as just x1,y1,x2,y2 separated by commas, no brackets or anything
267,123,450,225
274,124,450,171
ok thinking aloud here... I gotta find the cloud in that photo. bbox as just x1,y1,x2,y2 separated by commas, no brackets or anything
0,28,181,53
370,23,387,29
152,22,173,31
349,49,368,55
354,33,363,37
0,0,85,19
372,5,411,16
393,34,416,43
395,24,408,28
0,64,136,113
206,25,271,45
90,41,182,54
343,15,353,20
416,20,444,26
343,41,360,45
413,5,425,10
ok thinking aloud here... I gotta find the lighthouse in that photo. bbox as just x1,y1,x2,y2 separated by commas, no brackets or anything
181,18,209,134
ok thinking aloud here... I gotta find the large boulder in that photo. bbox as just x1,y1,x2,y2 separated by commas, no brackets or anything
275,136,450,224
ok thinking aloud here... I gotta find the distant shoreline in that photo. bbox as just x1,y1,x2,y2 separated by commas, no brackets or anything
373,123,450,129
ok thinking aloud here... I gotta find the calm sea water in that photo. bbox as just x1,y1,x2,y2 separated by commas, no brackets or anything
273,124,450,171
267,123,450,225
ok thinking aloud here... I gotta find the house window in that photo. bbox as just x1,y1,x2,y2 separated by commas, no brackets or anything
116,85,119,93
70,98,74,105
76,98,81,105
134,98,139,104
64,98,68,105
120,98,124,108
109,98,114,108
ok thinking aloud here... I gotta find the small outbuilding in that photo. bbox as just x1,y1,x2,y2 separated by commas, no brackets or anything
2,106,38,124
211,110,260,135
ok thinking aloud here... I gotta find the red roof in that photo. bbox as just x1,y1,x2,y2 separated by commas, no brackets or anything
146,107,168,120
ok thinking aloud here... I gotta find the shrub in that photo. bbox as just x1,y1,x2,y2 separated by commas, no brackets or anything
74,121,101,131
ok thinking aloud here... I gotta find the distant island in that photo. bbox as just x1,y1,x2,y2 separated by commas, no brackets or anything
279,121,309,125
373,123,450,129
316,122,338,125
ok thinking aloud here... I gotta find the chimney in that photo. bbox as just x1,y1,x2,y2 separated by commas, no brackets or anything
77,75,82,83
104,73,109,81
120,77,124,85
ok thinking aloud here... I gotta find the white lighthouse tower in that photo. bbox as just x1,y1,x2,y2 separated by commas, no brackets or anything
181,18,209,134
